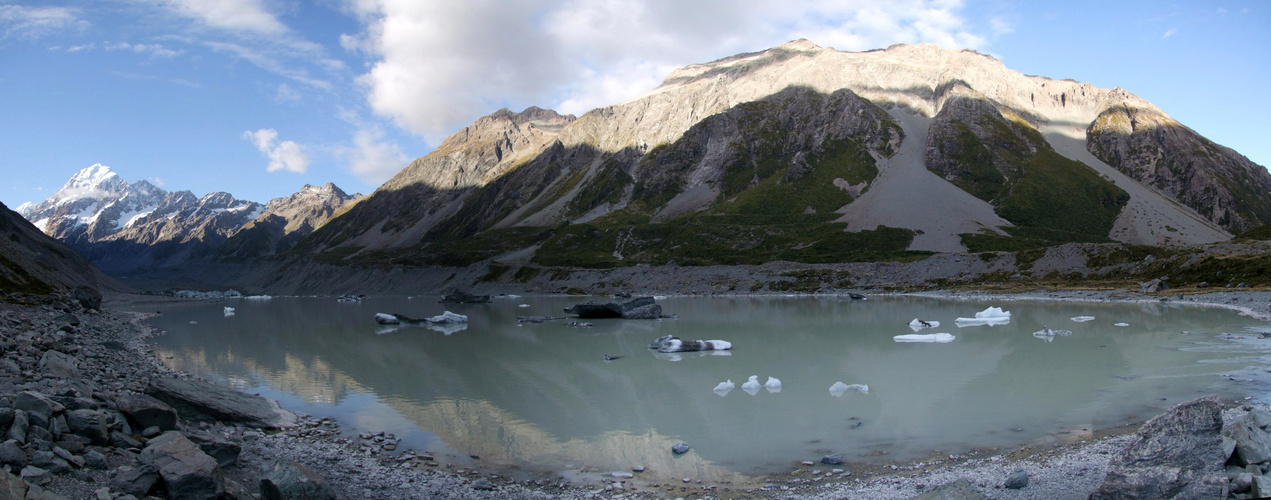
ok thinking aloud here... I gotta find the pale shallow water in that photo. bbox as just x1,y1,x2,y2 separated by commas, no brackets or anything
135,295,1271,481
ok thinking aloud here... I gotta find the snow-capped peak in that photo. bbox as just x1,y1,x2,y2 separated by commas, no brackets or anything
50,164,129,204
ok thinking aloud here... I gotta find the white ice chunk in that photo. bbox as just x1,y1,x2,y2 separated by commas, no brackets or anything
908,318,939,330
894,333,955,343
1071,316,1096,322
845,383,869,394
1114,322,1130,327
764,377,782,393
223,307,235,313
829,382,848,397
426,311,468,324
374,313,399,324
653,296,667,300
244,295,272,300
742,375,761,395
518,304,530,308
713,379,735,396
1032,326,1073,338
954,307,1011,327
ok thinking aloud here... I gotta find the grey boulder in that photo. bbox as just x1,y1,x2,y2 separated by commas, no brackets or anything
1090,395,1226,500
65,409,108,446
110,465,160,498
1004,469,1028,489
146,378,297,429
1223,408,1271,466
0,440,25,467
37,351,79,379
259,459,335,500
138,431,223,500
117,393,179,432
564,297,663,319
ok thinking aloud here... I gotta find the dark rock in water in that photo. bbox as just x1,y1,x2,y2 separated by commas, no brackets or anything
910,478,986,500
111,465,160,498
117,394,179,432
1223,408,1271,466
0,440,26,467
72,285,101,311
260,458,336,500
1090,395,1225,499
821,454,844,465
671,442,689,454
440,290,490,304
138,431,224,500
472,478,496,491
65,409,108,446
565,297,662,319
1004,469,1028,489
147,378,298,429
517,316,565,324
848,293,866,300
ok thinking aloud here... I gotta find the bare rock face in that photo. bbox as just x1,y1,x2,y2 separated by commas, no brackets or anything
1089,395,1226,500
1088,105,1271,232
146,378,298,429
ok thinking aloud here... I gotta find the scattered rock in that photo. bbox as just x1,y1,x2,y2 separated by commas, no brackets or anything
65,409,108,446
110,465,160,498
472,478,496,491
72,285,101,311
440,290,490,304
1004,469,1028,489
1223,408,1271,466
671,442,690,454
821,454,844,466
138,431,224,500
1139,278,1168,293
259,458,336,500
146,378,298,429
116,393,180,432
909,478,986,500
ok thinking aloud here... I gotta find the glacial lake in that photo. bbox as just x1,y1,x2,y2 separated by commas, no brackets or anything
134,295,1271,482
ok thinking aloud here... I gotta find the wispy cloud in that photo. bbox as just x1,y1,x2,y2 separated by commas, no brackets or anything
110,71,202,88
143,0,286,36
338,127,408,185
243,129,310,174
1162,28,1177,39
0,4,86,40
205,41,333,90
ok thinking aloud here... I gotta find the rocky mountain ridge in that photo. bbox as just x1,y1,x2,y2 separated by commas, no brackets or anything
18,165,360,280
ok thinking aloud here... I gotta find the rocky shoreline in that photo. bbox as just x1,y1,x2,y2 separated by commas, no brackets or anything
2,287,1269,499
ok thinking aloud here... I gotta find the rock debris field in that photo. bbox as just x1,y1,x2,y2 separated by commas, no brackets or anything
2,288,1271,499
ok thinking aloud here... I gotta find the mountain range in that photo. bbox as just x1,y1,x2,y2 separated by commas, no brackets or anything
16,41,1271,293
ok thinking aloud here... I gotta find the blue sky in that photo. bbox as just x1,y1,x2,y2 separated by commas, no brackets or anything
2,0,1267,209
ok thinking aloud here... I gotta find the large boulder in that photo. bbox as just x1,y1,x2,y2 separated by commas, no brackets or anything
259,459,335,500
110,465,160,498
1139,278,1168,293
1223,408,1271,466
0,469,27,499
6,411,28,444
138,431,223,500
1090,395,1227,499
37,351,79,379
564,297,663,319
64,409,108,446
72,285,101,311
14,392,61,426
146,378,297,429
117,394,179,431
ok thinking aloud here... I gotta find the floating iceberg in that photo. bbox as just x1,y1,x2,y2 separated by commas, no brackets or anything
1071,316,1096,322
1114,322,1130,327
908,319,940,331
741,375,761,395
223,306,235,313
374,313,400,324
244,295,272,300
427,311,468,324
765,377,782,393
1032,326,1073,338
647,335,731,353
830,382,869,397
518,304,530,308
893,333,955,343
954,307,1011,327
713,379,734,396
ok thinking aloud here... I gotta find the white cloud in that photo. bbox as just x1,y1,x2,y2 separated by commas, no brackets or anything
990,16,1014,35
146,0,286,35
339,127,408,185
0,4,86,40
149,177,165,187
1162,28,1177,39
103,41,181,57
346,0,988,142
243,129,310,174
205,41,333,90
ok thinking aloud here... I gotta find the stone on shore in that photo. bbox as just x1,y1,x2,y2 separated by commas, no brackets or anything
1090,395,1226,499
259,458,335,500
1139,278,1168,293
1223,408,1271,466
110,465,160,498
1004,469,1028,489
72,285,101,311
138,431,223,500
117,394,180,432
671,442,689,454
0,440,25,467
146,378,298,429
39,351,78,379
7,411,28,444
821,454,844,465
909,478,986,500
65,409,108,446
0,469,27,498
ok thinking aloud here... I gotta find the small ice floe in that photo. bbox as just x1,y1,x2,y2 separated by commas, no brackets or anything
713,379,735,396
223,307,235,316
908,319,940,331
1032,325,1073,340
337,294,365,302
244,295,272,300
742,375,762,395
653,296,667,300
764,377,782,393
893,333,955,343
954,307,1011,327
1114,322,1130,327
374,313,401,324
189,321,197,324
518,304,530,308
647,335,732,353
830,382,870,397
427,311,468,324
1071,316,1096,323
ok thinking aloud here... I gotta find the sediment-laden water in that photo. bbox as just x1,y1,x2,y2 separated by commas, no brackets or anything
134,295,1271,481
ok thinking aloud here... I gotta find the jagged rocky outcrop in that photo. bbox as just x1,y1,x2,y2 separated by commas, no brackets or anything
1088,105,1271,232
0,201,112,298
217,183,360,259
